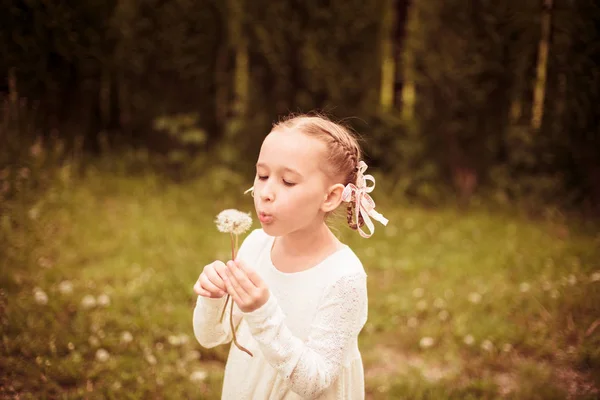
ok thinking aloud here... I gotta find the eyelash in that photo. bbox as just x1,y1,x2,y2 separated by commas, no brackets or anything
257,175,296,187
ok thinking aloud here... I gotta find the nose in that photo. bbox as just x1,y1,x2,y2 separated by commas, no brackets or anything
259,181,275,202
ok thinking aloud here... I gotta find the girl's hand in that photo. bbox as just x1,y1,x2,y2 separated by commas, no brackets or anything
224,260,270,313
194,261,228,298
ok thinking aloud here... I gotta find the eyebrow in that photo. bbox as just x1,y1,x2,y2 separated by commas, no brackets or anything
256,162,302,177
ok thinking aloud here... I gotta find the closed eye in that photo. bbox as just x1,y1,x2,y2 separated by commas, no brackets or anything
257,175,268,181
283,180,296,187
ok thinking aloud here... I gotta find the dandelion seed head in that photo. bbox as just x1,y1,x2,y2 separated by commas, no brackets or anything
468,292,482,304
58,280,73,295
95,348,110,362
97,294,111,307
33,287,48,305
481,339,494,352
591,271,600,282
190,370,208,382
215,209,252,235
121,331,133,344
463,334,475,346
419,337,435,349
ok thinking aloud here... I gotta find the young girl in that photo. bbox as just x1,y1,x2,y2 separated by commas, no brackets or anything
192,114,388,399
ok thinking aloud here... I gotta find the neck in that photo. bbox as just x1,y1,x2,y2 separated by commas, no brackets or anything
278,221,335,257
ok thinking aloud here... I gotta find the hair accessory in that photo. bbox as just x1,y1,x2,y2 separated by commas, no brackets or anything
341,161,388,238
244,186,254,197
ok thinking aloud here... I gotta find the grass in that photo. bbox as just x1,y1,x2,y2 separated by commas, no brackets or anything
1,157,599,399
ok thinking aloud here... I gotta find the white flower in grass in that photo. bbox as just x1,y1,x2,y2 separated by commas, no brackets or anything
58,280,73,295
481,339,494,352
185,350,201,362
412,288,424,298
145,353,157,365
215,209,252,235
416,300,428,311
80,295,96,309
97,294,110,307
419,337,435,349
190,369,208,382
121,331,133,344
95,348,110,362
438,310,449,321
88,336,100,347
407,317,418,328
33,287,48,305
468,292,482,304
519,282,530,293
591,272,600,282
433,298,446,308
463,334,475,346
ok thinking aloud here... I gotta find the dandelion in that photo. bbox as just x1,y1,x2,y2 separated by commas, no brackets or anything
80,295,96,309
215,209,252,235
88,336,100,347
145,353,157,365
407,317,418,328
215,209,253,357
97,294,111,307
67,342,75,351
438,310,449,321
419,337,435,349
190,370,208,382
591,271,600,282
95,348,110,362
519,282,530,293
168,334,188,346
33,287,48,305
58,281,73,295
416,300,428,311
121,331,133,344
433,298,446,308
463,334,475,346
412,288,424,298
468,292,482,304
481,339,494,352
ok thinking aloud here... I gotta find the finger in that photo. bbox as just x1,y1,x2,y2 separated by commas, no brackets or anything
200,273,225,295
194,281,213,297
227,261,252,297
224,275,243,305
205,267,226,292
228,260,257,293
236,260,264,288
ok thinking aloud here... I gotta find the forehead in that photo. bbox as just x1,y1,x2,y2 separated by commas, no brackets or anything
257,128,327,174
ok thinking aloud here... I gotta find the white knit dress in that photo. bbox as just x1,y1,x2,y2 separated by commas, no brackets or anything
193,229,368,399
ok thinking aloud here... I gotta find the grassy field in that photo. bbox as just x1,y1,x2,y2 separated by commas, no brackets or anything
1,159,599,399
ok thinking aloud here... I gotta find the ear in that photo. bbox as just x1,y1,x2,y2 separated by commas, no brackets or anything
321,183,345,213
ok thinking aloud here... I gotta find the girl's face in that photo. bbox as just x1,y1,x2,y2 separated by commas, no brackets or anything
253,128,333,237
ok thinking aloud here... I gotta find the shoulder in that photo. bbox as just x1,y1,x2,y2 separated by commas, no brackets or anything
322,246,367,284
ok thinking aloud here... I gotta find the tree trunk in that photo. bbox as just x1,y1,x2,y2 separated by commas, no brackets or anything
229,0,248,118
531,0,553,131
401,2,416,122
379,0,396,112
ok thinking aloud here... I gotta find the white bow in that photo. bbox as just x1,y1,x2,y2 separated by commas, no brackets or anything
341,161,388,238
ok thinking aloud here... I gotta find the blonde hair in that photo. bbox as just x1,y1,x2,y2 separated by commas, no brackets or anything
272,113,365,231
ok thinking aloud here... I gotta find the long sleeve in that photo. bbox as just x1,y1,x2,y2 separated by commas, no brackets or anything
192,295,240,347
243,272,368,398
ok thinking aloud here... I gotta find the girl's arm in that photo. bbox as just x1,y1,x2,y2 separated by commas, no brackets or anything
192,295,240,348
244,272,368,398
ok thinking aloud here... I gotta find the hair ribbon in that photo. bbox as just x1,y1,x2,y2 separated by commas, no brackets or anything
341,161,388,238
